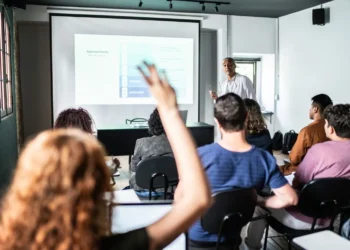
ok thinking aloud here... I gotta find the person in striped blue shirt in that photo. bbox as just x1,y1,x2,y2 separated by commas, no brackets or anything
184,93,298,249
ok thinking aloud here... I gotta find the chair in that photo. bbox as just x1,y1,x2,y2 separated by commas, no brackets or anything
135,156,178,200
264,178,350,250
125,118,148,125
198,188,264,250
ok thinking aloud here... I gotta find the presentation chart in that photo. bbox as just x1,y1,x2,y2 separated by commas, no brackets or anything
75,34,194,105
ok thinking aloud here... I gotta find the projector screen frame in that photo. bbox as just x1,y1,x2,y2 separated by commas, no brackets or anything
49,13,201,127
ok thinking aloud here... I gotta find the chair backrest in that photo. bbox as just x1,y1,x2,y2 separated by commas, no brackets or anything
125,118,148,125
201,188,257,242
135,156,178,189
298,178,350,219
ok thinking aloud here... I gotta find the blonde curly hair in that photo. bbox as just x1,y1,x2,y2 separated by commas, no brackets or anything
0,129,113,250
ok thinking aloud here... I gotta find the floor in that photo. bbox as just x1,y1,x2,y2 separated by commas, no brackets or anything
110,153,340,250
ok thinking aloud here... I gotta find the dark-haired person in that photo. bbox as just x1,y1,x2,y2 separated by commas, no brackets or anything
209,58,256,101
244,98,273,155
54,107,95,134
129,108,173,191
184,93,297,249
55,107,120,175
281,94,333,175
247,104,350,248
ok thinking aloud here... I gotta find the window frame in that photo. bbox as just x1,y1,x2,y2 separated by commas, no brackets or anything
234,58,260,90
0,7,13,120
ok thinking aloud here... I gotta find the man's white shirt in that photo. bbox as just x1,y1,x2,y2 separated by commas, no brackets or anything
218,73,256,100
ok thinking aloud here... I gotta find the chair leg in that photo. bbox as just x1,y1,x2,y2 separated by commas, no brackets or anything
263,224,269,250
288,239,292,250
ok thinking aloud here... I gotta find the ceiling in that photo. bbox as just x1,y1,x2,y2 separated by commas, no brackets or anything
25,0,333,18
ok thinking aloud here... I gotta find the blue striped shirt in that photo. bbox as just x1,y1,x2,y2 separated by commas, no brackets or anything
189,143,287,242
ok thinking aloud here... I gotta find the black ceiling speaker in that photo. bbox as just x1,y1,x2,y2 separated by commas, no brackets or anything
4,0,26,9
313,8,325,25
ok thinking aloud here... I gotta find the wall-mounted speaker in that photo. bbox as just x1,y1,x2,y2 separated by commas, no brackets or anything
4,0,26,10
313,8,325,25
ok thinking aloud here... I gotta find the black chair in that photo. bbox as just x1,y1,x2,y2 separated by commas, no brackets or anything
135,156,178,200
125,118,148,125
195,188,263,250
264,178,350,250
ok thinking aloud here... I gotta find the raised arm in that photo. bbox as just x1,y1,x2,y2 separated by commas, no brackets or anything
138,62,211,250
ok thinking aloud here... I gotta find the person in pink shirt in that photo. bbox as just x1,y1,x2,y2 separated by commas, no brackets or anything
293,104,350,188
246,104,350,249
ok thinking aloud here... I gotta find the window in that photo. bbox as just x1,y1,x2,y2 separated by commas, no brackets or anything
0,8,12,119
234,58,260,90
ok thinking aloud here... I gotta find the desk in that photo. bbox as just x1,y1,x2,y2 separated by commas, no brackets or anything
112,190,140,203
111,203,187,250
292,231,350,250
98,122,214,156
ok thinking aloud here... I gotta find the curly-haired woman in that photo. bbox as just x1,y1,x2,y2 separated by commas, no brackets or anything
0,63,211,250
244,98,273,154
129,108,173,191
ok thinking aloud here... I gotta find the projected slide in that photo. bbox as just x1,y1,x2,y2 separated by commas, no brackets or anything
75,34,194,105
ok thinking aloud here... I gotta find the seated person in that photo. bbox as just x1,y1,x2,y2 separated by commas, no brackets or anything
129,108,173,191
185,93,297,248
54,107,120,174
244,98,273,155
54,107,95,134
293,104,350,188
0,63,211,250
246,104,350,249
281,94,333,175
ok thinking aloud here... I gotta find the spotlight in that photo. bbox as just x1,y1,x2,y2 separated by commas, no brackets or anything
202,4,205,11
215,4,219,12
170,0,173,9
139,0,143,7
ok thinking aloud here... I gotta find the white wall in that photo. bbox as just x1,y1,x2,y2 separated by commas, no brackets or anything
277,0,350,133
228,16,276,55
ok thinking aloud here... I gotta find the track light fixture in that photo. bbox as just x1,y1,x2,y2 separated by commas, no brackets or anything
166,1,230,13
138,0,143,7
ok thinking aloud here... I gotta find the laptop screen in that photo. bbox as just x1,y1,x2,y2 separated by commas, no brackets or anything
111,203,187,250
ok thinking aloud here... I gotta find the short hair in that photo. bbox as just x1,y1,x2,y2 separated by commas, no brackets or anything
244,98,267,134
148,108,165,136
215,93,247,131
324,104,350,138
311,94,333,114
54,108,94,134
223,57,236,66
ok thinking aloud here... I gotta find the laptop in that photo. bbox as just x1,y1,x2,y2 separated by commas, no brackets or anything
179,110,188,124
110,202,187,250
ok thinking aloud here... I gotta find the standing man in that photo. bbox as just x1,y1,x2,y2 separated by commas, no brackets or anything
209,57,256,100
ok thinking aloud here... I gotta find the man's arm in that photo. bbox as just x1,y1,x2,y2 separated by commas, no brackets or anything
289,129,308,166
260,184,298,209
292,148,317,188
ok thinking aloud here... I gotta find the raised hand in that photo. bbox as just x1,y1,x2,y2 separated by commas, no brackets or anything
138,62,177,111
209,91,218,100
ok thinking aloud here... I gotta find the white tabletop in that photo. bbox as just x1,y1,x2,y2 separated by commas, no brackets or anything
111,203,186,250
293,231,350,250
105,189,140,203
